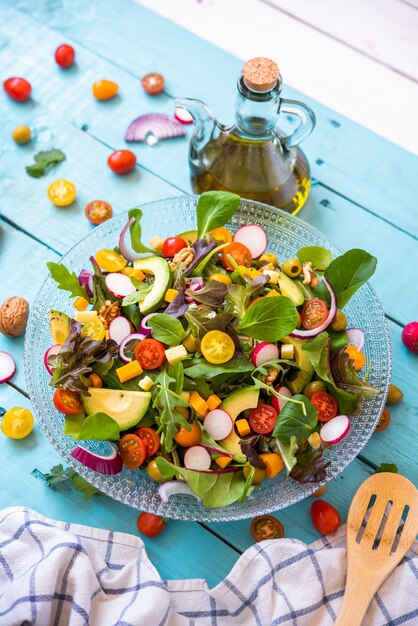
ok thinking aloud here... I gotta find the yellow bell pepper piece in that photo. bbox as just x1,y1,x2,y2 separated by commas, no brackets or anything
164,288,179,303
215,456,233,469
207,394,222,411
189,391,209,417
116,360,143,383
73,296,90,311
236,418,251,437
266,289,280,297
259,453,284,479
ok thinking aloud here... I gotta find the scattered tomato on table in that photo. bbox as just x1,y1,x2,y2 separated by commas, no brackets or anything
250,515,284,541
1,407,34,439
311,484,328,497
85,200,113,225
137,512,166,537
310,499,341,534
107,149,136,174
141,72,164,95
386,384,403,405
12,125,32,144
3,77,32,102
48,179,76,206
55,44,75,68
375,407,391,432
92,80,119,100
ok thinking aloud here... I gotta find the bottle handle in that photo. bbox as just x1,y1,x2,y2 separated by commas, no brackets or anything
279,98,316,148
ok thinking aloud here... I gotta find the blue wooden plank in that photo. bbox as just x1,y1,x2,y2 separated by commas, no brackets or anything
6,0,418,238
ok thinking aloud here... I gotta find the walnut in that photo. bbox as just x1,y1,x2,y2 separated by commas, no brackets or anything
302,261,319,288
169,247,194,269
99,300,120,329
261,366,280,386
0,296,29,337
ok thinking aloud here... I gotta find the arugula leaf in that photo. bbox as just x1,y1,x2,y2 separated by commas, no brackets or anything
128,208,155,254
185,280,228,307
330,349,380,402
290,442,330,483
32,464,102,500
148,313,187,346
297,246,332,272
316,249,377,308
196,191,241,238
122,282,152,307
375,463,398,474
238,296,297,341
167,361,184,396
47,262,89,300
152,365,189,451
273,395,318,444
274,436,299,475
26,149,65,178
155,458,253,508
64,412,120,440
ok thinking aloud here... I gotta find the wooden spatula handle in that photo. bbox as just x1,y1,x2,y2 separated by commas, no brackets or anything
334,572,377,626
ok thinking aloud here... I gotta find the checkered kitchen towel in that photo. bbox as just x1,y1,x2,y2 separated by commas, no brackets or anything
0,507,417,625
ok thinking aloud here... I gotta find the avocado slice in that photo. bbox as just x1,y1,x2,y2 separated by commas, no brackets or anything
82,388,151,431
281,336,314,394
278,272,304,306
49,309,71,344
133,256,172,314
219,387,260,462
177,229,198,244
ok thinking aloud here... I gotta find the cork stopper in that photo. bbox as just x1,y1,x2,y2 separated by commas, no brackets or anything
242,57,279,92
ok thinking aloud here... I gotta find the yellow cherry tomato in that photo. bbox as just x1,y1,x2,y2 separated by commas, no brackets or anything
92,80,119,100
1,407,34,439
201,330,235,364
209,273,232,285
48,179,77,207
95,249,127,272
208,227,233,244
12,125,32,144
81,318,106,341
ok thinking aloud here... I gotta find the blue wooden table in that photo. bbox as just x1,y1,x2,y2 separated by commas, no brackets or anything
0,0,417,589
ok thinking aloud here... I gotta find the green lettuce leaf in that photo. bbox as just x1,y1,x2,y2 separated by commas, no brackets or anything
316,249,377,308
238,296,297,341
26,149,65,178
64,412,120,440
196,191,241,238
297,246,332,272
32,464,102,500
128,208,155,254
184,358,254,380
273,395,318,444
375,463,398,474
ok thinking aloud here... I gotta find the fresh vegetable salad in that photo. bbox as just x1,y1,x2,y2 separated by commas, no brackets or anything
46,192,379,508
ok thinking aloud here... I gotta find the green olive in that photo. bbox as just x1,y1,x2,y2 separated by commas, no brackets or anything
330,310,347,332
386,384,403,405
243,463,266,484
296,311,302,328
146,460,168,483
303,380,326,399
258,253,278,267
282,258,303,278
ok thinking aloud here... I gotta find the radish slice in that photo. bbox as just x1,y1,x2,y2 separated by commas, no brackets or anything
251,342,279,367
44,344,61,375
125,114,186,143
233,224,267,258
139,313,157,336
346,328,365,351
0,352,16,383
200,444,233,458
108,316,131,345
78,270,93,298
290,277,337,339
203,410,233,441
158,481,201,503
320,415,350,444
119,332,146,363
105,273,136,298
184,446,212,471
71,444,123,474
174,107,194,124
272,386,292,413
119,217,143,263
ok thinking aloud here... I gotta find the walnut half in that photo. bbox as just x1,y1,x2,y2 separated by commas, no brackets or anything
0,296,29,337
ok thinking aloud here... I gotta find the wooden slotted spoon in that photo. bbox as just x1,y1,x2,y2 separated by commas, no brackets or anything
335,472,418,625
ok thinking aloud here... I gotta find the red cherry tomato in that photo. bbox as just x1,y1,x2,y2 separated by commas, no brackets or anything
119,434,146,469
134,338,165,370
3,77,31,102
84,200,113,225
375,407,391,432
310,499,341,534
250,515,284,541
310,391,338,422
135,427,160,457
55,44,75,68
53,387,83,415
141,73,165,95
221,242,253,271
161,236,187,258
137,512,166,537
107,150,136,175
249,404,278,434
301,299,329,330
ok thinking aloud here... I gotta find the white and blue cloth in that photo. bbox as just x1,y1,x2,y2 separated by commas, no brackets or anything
0,506,417,625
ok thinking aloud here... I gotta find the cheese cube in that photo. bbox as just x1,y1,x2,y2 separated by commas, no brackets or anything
74,310,98,323
263,269,281,284
164,345,188,365
116,360,143,383
73,296,90,311
207,394,222,411
164,288,179,303
236,418,251,437
138,375,153,391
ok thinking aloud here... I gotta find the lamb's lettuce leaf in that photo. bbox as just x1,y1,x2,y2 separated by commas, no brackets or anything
273,395,318,444
196,191,241,238
238,296,297,341
64,412,119,441
297,246,332,272
316,249,377,308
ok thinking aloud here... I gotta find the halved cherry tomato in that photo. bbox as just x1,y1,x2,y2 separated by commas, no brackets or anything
200,330,235,365
135,427,160,457
175,423,201,447
375,407,390,432
137,512,166,537
96,249,127,272
249,404,278,435
85,200,113,225
141,73,165,95
250,515,284,542
3,77,31,102
81,318,106,341
209,227,233,244
310,499,341,534
55,44,75,68
53,388,83,415
92,80,118,100
161,236,187,258
47,179,77,207
119,434,146,469
301,299,329,330
134,338,165,370
107,150,136,174
221,242,252,271
310,391,338,422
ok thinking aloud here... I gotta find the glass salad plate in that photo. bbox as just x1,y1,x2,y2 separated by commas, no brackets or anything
25,195,391,522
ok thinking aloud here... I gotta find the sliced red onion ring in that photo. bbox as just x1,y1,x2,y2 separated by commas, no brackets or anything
139,313,157,336
119,332,146,363
158,481,201,503
78,270,93,298
185,283,202,304
71,445,123,475
119,217,143,262
346,328,365,351
290,277,336,339
188,276,203,288
125,114,186,143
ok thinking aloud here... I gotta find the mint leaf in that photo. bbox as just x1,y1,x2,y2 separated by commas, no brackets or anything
47,261,89,300
375,463,398,474
26,149,65,178
297,246,332,272
238,296,297,341
128,208,155,254
196,191,241,238
148,313,187,346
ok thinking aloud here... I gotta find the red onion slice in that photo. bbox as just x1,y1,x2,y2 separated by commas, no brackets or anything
78,270,93,298
119,332,146,363
125,114,186,143
119,217,143,262
158,481,201,503
139,313,157,336
290,277,337,339
71,445,123,475
346,328,365,351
